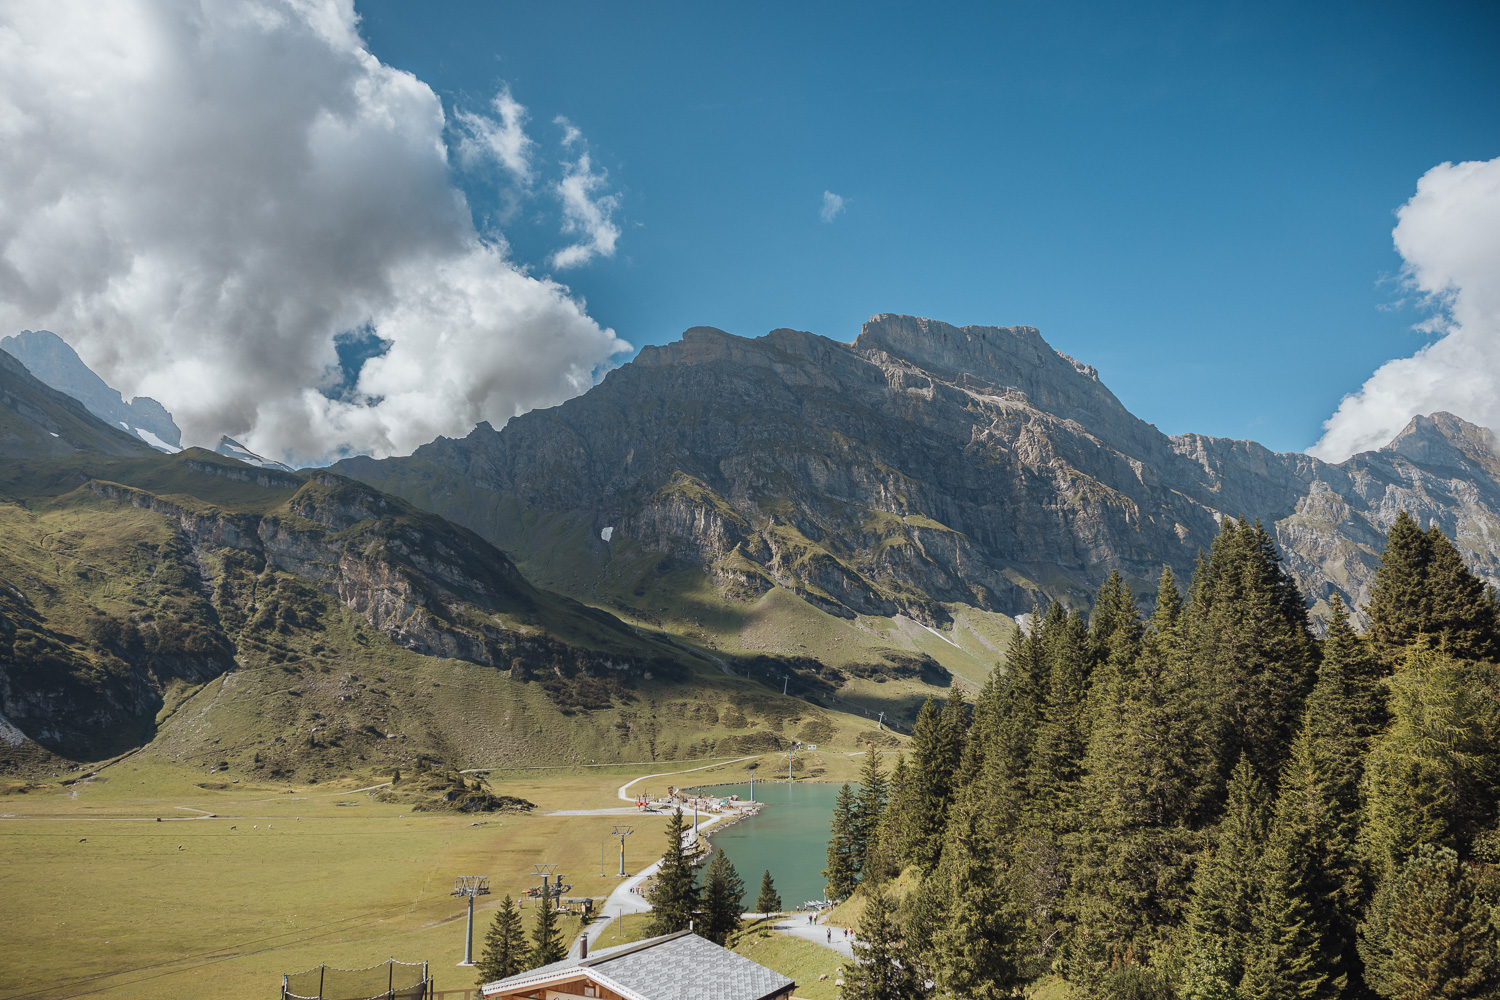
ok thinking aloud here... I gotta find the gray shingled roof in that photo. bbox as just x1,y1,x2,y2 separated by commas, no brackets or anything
481,930,795,1000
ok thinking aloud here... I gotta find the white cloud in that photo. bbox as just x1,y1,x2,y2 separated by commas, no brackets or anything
0,0,630,465
1309,156,1500,463
820,190,846,222
549,118,621,270
453,85,534,184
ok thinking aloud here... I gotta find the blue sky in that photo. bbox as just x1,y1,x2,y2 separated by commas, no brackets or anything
356,0,1500,454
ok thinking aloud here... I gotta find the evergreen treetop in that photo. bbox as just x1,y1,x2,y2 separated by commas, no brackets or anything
701,847,746,945
842,886,921,1000
1303,593,1388,818
1384,843,1499,1000
475,894,527,985
645,808,700,936
528,882,566,969
1365,509,1500,667
755,869,782,915
824,783,860,901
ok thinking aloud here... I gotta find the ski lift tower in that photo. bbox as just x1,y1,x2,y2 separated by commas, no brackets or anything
612,825,633,877
787,740,802,782
450,876,490,967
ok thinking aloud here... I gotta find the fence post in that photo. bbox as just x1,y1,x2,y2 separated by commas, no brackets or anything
318,963,325,1000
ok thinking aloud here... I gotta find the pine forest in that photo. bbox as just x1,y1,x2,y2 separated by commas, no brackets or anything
828,512,1500,1000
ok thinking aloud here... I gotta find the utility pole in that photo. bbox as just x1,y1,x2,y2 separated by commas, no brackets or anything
612,825,633,877
450,876,490,967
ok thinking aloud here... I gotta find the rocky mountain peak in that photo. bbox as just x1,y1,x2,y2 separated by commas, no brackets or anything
854,313,1148,444
0,329,182,452
1382,411,1500,478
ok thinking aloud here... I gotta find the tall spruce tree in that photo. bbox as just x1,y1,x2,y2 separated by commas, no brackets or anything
1186,756,1271,986
1365,510,1431,669
852,745,889,885
1422,523,1500,663
475,894,527,984
1240,731,1354,1000
931,808,1022,999
1383,843,1499,1000
645,808,700,935
528,882,566,968
1304,593,1388,819
1363,646,1500,874
1068,572,1207,969
875,755,912,880
842,887,921,1000
1027,609,1092,829
1365,510,1500,667
701,847,746,945
903,693,966,873
824,783,860,900
1184,519,1318,793
971,622,1049,858
755,869,782,915
1090,569,1144,666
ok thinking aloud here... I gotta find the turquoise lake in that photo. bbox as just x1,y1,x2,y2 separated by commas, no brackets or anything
689,780,843,909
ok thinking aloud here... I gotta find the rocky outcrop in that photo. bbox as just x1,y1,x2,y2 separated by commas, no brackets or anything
336,315,1500,626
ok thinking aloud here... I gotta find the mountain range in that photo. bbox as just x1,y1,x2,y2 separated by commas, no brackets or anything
333,314,1500,646
6,313,1500,776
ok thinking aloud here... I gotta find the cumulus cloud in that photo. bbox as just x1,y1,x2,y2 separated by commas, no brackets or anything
1309,156,1500,463
820,190,846,222
548,117,621,270
0,0,630,465
453,85,534,184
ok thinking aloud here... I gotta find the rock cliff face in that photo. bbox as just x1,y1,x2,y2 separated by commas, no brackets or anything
336,315,1500,626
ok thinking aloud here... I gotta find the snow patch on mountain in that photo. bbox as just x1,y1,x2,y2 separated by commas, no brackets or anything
215,436,295,472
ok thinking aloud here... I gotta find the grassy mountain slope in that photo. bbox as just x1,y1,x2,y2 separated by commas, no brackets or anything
0,410,917,778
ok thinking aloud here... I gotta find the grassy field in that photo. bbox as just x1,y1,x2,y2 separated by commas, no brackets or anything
731,928,844,1000
0,755,787,1000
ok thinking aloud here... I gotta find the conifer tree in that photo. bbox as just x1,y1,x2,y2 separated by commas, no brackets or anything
1184,519,1318,792
528,882,566,968
1186,756,1270,985
1304,593,1388,817
931,808,1022,999
1422,524,1500,663
901,849,954,985
824,783,860,900
1363,646,1500,874
475,894,527,985
645,808,700,935
852,745,888,884
904,693,966,873
755,869,782,915
1090,569,1144,666
971,625,1048,856
1365,510,1500,667
874,755,912,880
1381,843,1499,1000
1027,609,1092,828
1366,510,1431,669
842,887,920,1000
1239,731,1354,1000
701,847,745,945
1068,573,1209,969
